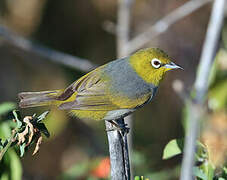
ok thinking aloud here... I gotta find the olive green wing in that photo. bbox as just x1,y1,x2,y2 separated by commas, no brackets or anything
58,67,152,111
58,68,120,111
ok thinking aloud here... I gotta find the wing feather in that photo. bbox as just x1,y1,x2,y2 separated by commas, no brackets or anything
59,68,120,111
58,67,151,111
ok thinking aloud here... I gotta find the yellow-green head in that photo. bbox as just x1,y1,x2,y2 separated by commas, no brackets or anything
129,48,183,86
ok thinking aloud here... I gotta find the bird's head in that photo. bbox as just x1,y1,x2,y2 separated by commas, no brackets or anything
129,48,183,86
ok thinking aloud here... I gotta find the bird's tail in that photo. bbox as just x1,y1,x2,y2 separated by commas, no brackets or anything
18,90,63,108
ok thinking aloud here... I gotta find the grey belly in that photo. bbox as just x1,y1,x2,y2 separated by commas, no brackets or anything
103,109,135,120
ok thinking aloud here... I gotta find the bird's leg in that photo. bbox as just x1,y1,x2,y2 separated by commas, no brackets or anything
106,119,130,134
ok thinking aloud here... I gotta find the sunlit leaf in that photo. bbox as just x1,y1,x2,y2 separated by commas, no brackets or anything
162,139,183,160
12,110,22,128
132,150,146,166
60,160,90,179
218,178,225,180
1,172,10,180
209,80,227,110
0,102,16,116
207,163,215,180
193,167,207,180
134,176,141,180
0,122,12,138
19,143,26,157
8,149,22,180
134,176,150,180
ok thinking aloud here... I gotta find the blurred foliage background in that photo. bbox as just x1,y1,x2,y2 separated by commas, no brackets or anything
0,0,226,179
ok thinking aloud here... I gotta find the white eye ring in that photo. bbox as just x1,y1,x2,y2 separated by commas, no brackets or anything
151,58,161,69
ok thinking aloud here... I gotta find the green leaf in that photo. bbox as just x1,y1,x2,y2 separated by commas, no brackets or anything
218,167,227,179
196,141,208,161
162,139,183,159
0,138,8,150
193,167,207,180
1,149,22,180
134,176,149,180
8,149,22,180
0,122,12,138
223,167,227,174
134,176,141,180
1,172,10,180
12,110,22,128
0,102,16,115
60,160,90,179
207,163,215,180
132,150,146,166
208,79,227,110
19,143,26,157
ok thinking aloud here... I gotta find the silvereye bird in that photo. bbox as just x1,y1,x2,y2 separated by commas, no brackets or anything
18,48,182,121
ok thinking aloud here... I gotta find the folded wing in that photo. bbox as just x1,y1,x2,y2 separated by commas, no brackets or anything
58,67,151,111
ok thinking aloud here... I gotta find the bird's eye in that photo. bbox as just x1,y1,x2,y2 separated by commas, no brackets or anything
151,58,161,69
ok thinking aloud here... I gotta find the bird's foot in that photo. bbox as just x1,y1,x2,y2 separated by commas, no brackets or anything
106,120,130,134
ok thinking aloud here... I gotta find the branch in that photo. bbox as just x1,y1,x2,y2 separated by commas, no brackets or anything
180,0,226,179
117,0,133,57
105,0,133,180
117,0,134,178
127,0,212,54
0,25,97,72
105,119,130,180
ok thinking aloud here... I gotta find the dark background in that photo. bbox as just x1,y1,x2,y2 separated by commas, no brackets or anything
1,0,223,179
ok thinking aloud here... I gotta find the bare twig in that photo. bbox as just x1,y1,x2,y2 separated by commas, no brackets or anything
0,25,97,72
180,0,225,180
117,0,133,56
127,0,212,54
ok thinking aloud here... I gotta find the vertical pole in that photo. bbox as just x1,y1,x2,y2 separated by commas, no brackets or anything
117,0,134,175
105,119,131,180
180,0,226,179
105,0,134,179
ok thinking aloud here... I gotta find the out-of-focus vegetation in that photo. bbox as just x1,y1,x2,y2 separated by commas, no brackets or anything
0,102,22,180
0,103,50,180
0,0,226,179
162,33,227,179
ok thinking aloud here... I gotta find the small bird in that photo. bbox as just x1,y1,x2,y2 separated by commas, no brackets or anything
18,48,183,121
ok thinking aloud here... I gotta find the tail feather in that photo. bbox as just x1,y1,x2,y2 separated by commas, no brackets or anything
18,90,62,108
